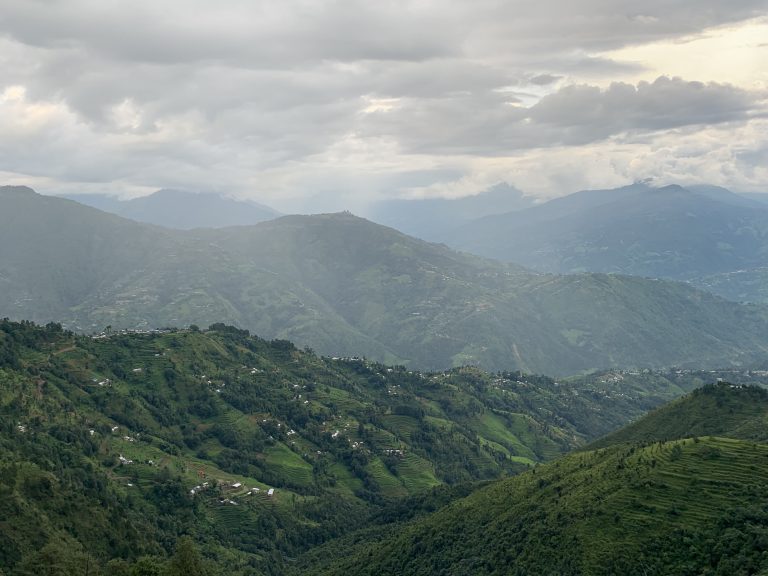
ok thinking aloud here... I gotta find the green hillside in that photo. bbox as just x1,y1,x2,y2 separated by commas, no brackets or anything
3,186,768,375
589,382,768,448
0,319,693,575
300,386,768,575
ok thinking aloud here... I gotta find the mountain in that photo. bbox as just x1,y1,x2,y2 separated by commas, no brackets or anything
448,183,768,281
299,384,768,575
741,192,768,206
363,183,535,241
4,185,768,375
0,320,709,575
62,188,280,229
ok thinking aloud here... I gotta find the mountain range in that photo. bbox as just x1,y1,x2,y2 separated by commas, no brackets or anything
444,183,768,282
62,188,280,229
361,182,535,241
4,185,768,375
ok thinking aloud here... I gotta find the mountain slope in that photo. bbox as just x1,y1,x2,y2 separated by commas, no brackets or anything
4,186,768,375
450,183,768,281
63,188,280,229
0,320,698,575
589,382,768,448
300,385,768,576
689,267,768,304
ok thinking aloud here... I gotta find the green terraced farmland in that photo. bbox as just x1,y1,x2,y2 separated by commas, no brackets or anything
264,443,314,488
395,453,441,492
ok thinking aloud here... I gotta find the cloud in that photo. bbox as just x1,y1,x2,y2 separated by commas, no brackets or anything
361,76,764,154
0,0,765,207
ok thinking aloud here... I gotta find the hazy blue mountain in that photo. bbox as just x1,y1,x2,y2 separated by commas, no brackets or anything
686,184,766,208
4,185,768,375
688,267,768,304
63,188,280,229
449,183,768,280
740,192,768,205
363,183,535,241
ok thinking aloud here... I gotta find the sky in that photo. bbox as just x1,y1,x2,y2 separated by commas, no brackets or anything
0,0,766,212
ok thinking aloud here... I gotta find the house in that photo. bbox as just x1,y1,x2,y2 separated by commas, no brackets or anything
267,488,275,496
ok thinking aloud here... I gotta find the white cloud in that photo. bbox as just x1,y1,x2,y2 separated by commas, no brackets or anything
0,0,766,206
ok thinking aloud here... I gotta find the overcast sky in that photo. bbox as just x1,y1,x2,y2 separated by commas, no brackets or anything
0,0,766,211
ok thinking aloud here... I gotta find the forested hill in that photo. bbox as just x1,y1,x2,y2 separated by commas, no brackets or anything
299,384,768,576
0,319,703,575
4,185,768,375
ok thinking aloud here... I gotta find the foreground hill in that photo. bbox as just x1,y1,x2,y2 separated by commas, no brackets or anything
300,385,768,575
62,188,280,229
2,320,695,575
4,186,768,374
449,183,768,281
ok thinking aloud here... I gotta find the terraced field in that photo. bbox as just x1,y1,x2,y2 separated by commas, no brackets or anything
264,443,315,488
302,434,768,576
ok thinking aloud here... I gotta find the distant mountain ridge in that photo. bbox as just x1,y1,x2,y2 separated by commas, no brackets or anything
4,185,768,375
363,182,535,241
446,182,768,282
62,188,280,229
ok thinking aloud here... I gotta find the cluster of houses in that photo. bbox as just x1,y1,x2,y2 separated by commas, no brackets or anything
190,480,277,504
91,328,173,339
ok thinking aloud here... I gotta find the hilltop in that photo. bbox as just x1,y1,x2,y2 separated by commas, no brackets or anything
3,186,768,375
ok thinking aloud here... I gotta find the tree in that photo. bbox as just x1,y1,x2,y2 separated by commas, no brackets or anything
13,538,101,576
129,556,165,576
167,537,210,576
